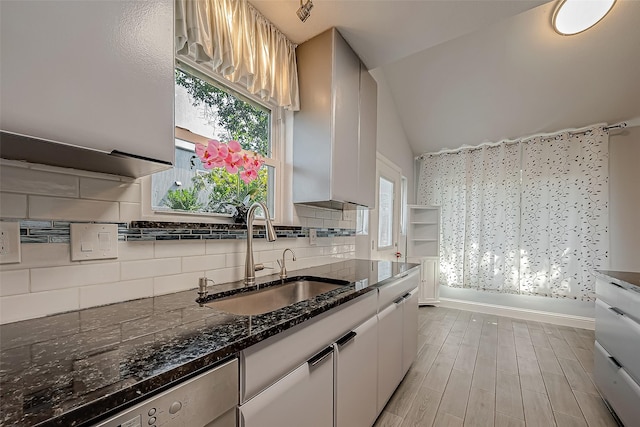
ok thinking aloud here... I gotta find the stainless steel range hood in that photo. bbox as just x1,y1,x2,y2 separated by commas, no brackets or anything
0,131,173,178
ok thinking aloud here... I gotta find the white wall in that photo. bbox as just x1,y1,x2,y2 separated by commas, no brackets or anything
0,160,356,324
609,125,640,271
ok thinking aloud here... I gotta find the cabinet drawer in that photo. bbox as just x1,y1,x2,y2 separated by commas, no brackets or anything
240,291,376,403
596,278,640,322
239,349,334,427
378,269,419,309
595,299,640,383
594,341,640,427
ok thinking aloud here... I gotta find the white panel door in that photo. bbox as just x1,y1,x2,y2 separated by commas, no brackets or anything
335,315,378,427
372,154,403,261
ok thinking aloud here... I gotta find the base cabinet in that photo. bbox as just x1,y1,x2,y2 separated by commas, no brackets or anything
377,300,404,413
239,348,334,427
335,315,378,427
402,288,419,374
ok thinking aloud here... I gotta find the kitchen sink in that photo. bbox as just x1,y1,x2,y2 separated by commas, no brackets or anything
204,278,347,315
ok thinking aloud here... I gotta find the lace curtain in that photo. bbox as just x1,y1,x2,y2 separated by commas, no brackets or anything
175,0,300,110
417,125,609,301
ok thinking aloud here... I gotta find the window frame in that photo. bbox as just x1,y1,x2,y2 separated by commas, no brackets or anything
142,57,284,224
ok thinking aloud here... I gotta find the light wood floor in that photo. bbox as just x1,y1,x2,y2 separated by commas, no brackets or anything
374,306,620,427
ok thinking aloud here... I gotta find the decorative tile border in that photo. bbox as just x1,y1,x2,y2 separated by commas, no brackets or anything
7,220,355,244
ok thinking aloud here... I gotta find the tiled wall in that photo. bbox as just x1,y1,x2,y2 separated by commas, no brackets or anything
0,160,356,324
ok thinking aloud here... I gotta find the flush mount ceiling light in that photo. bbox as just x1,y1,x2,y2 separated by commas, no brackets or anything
552,0,616,35
297,0,314,22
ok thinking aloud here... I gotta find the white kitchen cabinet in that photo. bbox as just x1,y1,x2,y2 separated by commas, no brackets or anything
377,299,404,413
238,347,334,427
335,315,378,427
0,0,174,177
377,270,420,412
293,28,377,208
402,288,419,374
407,205,441,305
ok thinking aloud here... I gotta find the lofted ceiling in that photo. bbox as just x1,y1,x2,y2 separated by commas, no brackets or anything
251,0,640,154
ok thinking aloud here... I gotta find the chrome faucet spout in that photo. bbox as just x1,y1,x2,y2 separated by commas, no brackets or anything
277,248,297,279
244,202,276,286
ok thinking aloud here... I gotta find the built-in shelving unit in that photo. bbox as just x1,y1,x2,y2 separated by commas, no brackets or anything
407,205,440,305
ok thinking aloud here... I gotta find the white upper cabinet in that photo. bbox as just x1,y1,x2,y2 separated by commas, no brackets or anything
0,0,174,177
293,28,377,208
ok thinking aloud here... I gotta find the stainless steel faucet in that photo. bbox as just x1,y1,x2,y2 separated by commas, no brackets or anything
277,248,297,279
244,201,277,286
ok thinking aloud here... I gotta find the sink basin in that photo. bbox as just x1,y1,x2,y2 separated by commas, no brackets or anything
205,279,345,315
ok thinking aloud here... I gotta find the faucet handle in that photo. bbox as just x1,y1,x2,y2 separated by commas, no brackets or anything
254,263,273,271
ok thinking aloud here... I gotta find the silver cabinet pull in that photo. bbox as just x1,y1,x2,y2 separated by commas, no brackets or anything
609,306,625,316
336,331,357,348
609,356,622,369
307,346,333,367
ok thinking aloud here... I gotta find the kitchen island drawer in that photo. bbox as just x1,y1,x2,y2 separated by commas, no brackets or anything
595,298,640,383
594,341,640,427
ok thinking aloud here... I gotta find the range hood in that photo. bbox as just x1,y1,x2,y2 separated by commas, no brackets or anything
0,131,173,178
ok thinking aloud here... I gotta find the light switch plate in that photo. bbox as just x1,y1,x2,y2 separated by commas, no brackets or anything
309,228,317,246
0,222,21,264
70,223,118,261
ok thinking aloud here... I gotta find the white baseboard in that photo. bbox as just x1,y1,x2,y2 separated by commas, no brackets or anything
438,297,595,330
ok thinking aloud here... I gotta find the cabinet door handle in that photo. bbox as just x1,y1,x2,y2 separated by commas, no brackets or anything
307,346,334,367
402,292,412,300
610,281,624,288
336,331,357,348
609,306,625,316
609,356,622,369
393,296,405,305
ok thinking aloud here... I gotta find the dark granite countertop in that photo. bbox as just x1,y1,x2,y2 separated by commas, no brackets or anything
595,270,640,292
0,259,418,427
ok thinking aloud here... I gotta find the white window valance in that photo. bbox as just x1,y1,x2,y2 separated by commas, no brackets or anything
175,0,300,110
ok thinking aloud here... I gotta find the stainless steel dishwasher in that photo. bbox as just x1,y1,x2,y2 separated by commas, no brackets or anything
92,358,238,427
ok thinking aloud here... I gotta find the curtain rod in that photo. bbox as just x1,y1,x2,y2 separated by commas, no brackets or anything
416,122,627,160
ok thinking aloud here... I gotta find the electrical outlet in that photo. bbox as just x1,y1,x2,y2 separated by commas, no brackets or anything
0,222,21,264
309,228,317,246
71,223,118,261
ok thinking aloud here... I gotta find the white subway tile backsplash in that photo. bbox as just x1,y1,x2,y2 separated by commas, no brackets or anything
294,205,317,219
0,193,27,218
225,252,245,268
306,218,323,228
0,289,79,324
79,278,153,309
0,166,79,197
153,272,202,296
323,219,339,228
29,196,119,221
182,254,226,273
205,266,243,285
117,241,155,261
119,202,141,221
120,258,181,280
31,262,120,292
205,240,242,255
80,178,141,202
154,240,206,258
0,243,71,271
0,270,30,296
315,209,334,219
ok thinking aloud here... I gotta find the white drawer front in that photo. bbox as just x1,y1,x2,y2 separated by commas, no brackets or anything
596,278,640,322
595,299,640,384
378,269,419,309
594,341,640,427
